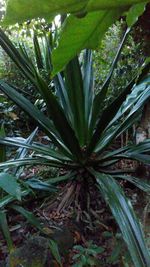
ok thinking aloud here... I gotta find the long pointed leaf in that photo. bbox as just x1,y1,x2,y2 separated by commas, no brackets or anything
64,57,85,145
0,211,13,252
114,175,150,192
0,137,72,162
0,80,72,157
35,74,82,160
91,170,150,267
89,27,130,138
89,67,150,154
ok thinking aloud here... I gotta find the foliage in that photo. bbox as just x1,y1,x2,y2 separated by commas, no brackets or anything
0,2,150,266
1,1,149,73
73,242,104,267
0,25,150,266
93,20,144,102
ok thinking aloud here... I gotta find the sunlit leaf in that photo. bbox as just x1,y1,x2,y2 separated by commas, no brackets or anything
52,10,120,74
126,2,147,27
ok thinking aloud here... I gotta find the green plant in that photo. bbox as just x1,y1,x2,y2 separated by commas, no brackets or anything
1,1,147,73
0,25,150,267
73,242,104,267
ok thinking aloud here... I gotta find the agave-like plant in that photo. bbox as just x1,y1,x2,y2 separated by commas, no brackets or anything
0,28,150,266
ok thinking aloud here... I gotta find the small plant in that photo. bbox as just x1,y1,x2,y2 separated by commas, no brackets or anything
73,241,104,267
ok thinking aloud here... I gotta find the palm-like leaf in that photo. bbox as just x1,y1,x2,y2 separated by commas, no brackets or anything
91,170,150,267
1,27,150,266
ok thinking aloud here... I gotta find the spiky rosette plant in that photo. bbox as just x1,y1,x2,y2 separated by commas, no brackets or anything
0,28,150,266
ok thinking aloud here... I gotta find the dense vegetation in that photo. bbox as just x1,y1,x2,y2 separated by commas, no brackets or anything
0,1,150,267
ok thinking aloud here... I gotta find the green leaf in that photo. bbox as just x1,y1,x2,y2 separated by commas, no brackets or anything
87,77,136,155
126,2,147,28
11,205,42,231
0,29,36,85
93,75,150,154
85,0,148,11
47,172,75,184
25,178,57,192
114,175,150,192
0,137,71,162
0,80,72,158
52,10,120,74
0,173,21,200
0,190,30,209
83,49,94,130
89,27,130,139
34,74,82,161
49,239,62,267
64,57,85,145
3,0,85,25
0,158,65,169
33,34,44,70
3,0,148,26
0,211,13,252
91,170,150,267
0,125,6,162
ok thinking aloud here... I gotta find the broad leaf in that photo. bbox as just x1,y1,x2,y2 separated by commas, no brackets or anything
126,2,147,27
0,173,21,200
52,10,120,74
91,170,150,267
3,0,85,25
3,0,148,26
